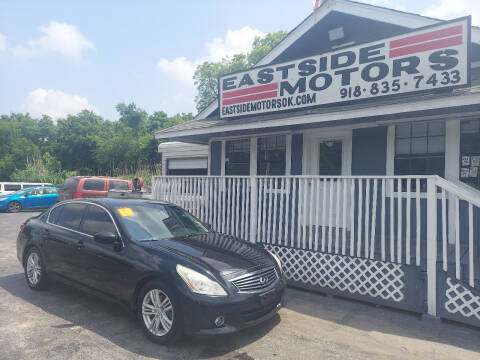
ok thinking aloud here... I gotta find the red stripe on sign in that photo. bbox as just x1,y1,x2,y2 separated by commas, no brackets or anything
222,83,278,99
222,91,278,105
389,35,462,58
390,24,462,49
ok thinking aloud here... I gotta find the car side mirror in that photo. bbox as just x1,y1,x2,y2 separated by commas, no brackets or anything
24,193,29,197
204,223,214,231
94,231,118,245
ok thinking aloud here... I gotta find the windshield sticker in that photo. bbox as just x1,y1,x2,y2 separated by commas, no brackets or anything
118,208,134,216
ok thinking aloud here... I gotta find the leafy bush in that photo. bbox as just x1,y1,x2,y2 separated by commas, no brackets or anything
10,153,75,186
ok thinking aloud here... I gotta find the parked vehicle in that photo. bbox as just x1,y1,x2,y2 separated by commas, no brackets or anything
0,186,58,212
17,198,285,344
57,176,132,201
0,182,52,195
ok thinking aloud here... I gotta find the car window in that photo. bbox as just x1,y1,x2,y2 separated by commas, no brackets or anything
83,180,105,191
81,205,117,235
48,205,64,224
57,203,87,231
109,180,129,190
45,188,57,194
28,188,41,195
4,184,21,191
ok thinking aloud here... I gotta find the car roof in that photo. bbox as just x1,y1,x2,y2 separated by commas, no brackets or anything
61,198,171,210
73,176,131,181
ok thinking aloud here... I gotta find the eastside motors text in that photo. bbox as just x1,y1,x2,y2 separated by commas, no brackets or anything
219,17,470,119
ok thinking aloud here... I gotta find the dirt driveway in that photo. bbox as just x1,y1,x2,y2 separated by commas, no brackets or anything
1,211,479,360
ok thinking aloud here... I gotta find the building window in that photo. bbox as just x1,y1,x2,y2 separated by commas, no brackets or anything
225,139,250,175
460,119,480,190
394,121,445,177
257,135,286,175
319,140,342,175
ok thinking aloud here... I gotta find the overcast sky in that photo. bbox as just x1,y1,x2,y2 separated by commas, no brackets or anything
0,0,478,121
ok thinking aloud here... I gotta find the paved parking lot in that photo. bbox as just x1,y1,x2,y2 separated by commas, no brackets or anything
1,211,480,360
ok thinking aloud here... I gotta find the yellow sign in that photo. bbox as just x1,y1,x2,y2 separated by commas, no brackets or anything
118,208,134,216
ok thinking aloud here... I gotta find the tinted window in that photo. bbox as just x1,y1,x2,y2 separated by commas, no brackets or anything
257,135,286,176
28,188,41,195
225,139,250,175
57,203,87,230
4,184,21,191
82,205,116,235
48,205,64,224
83,180,105,191
109,180,129,190
45,188,57,194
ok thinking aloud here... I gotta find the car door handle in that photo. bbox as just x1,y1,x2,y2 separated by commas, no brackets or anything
76,241,85,250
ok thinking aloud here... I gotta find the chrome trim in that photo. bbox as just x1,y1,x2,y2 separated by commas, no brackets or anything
230,266,279,293
46,200,124,247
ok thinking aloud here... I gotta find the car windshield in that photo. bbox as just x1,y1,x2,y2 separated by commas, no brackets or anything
114,203,209,242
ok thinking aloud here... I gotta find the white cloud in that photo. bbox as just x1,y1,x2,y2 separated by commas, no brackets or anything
21,88,98,120
156,26,265,88
422,0,480,26
205,26,265,62
0,33,6,52
157,56,197,86
12,21,95,60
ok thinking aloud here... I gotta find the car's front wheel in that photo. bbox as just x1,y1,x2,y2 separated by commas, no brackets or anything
24,248,48,290
137,280,182,344
7,201,21,213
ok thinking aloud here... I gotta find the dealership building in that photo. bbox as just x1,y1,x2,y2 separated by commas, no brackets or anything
155,0,480,327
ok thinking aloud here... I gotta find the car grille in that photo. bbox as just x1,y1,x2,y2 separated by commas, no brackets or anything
231,267,278,292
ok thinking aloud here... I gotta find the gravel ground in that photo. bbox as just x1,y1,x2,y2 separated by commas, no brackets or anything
1,211,480,360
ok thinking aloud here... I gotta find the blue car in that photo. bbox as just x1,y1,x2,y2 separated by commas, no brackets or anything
0,186,58,212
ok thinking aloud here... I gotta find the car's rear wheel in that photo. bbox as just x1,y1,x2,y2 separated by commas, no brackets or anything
137,280,182,344
7,201,21,213
24,248,48,290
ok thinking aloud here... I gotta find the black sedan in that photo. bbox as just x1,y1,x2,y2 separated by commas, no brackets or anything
16,198,285,344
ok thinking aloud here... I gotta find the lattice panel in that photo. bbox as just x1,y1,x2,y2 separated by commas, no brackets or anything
265,245,405,302
445,277,480,321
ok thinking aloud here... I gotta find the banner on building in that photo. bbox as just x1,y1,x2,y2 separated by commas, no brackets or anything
219,17,471,119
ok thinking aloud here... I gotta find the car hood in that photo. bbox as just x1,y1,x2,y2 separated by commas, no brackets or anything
144,232,274,276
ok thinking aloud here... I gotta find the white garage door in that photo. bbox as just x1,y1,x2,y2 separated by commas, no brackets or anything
168,158,208,170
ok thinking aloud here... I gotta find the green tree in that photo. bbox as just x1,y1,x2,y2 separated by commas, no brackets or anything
193,31,287,113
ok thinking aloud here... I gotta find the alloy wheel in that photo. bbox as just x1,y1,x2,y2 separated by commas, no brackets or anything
26,252,42,286
8,202,21,212
142,289,174,336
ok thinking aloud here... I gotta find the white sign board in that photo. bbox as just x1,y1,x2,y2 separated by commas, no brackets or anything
219,17,471,119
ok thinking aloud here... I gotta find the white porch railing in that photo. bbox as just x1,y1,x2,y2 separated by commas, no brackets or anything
152,175,480,317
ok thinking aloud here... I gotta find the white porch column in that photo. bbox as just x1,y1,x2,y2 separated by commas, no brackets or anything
426,177,438,316
249,137,257,243
445,119,460,245
386,125,395,175
445,119,460,181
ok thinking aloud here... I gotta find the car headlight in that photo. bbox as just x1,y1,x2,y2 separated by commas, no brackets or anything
268,250,282,271
176,264,227,296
